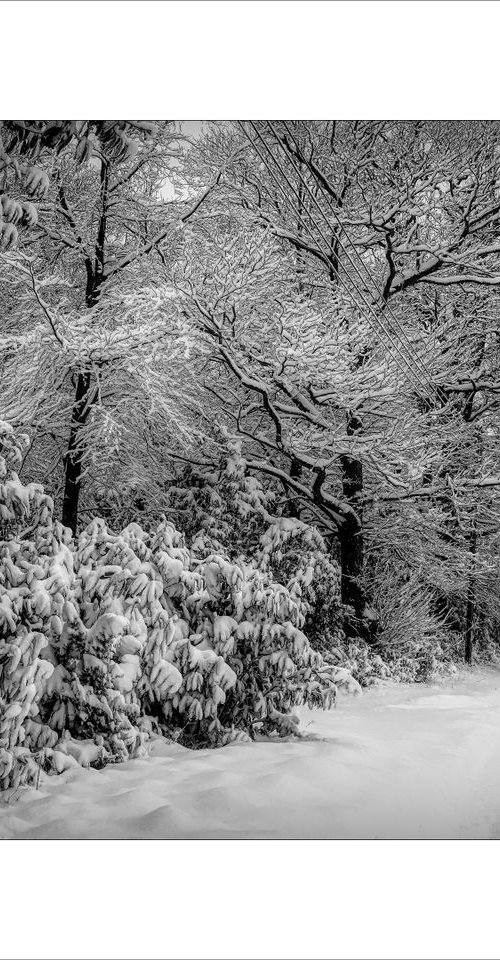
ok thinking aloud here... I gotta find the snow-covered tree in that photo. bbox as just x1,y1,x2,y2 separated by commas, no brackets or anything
0,121,222,534
174,120,500,662
0,121,157,250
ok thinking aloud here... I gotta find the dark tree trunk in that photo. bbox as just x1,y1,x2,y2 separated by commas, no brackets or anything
338,411,365,623
61,276,103,535
61,161,109,535
464,525,477,665
339,452,364,617
61,278,104,534
61,370,91,535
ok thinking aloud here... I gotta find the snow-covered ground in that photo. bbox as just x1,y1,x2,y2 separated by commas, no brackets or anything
1,668,500,839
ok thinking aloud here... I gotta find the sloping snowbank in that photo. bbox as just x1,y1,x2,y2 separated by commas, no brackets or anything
1,668,499,839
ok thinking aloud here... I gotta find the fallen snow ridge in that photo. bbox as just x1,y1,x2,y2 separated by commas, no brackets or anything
1,668,500,839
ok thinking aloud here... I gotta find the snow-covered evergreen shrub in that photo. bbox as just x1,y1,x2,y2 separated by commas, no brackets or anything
71,515,358,746
162,441,401,688
166,439,275,559
97,440,393,690
163,442,398,689
0,423,72,790
192,547,359,741
166,441,346,641
257,516,344,650
0,423,358,791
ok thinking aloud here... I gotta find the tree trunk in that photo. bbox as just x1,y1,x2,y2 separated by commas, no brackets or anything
61,279,104,534
61,160,109,535
464,524,477,665
339,452,365,618
61,370,91,534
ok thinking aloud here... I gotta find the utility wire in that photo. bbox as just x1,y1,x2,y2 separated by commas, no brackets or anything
241,121,430,403
277,120,493,391
278,119,487,381
273,120,433,389
245,120,428,401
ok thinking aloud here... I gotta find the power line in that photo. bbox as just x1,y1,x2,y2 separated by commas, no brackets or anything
273,120,433,389
276,120,495,390
278,120,488,387
278,120,432,381
244,120,428,401
240,121,430,403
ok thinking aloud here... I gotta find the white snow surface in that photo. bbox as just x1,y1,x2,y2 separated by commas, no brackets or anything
2,668,500,839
